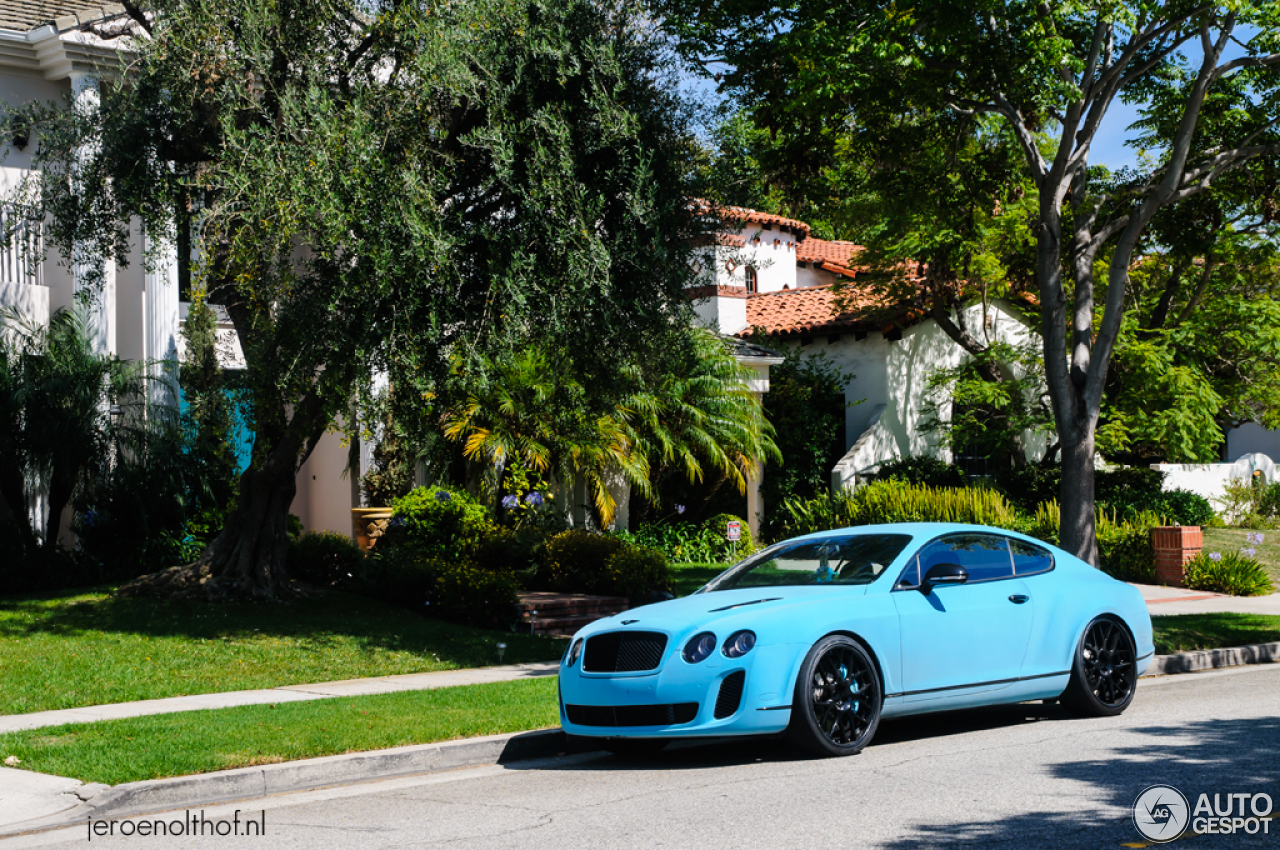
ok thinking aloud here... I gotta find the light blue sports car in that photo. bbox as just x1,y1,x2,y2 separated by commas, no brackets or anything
558,522,1154,757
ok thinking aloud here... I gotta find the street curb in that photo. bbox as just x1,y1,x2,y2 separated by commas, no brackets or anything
1,729,599,836
1142,640,1280,677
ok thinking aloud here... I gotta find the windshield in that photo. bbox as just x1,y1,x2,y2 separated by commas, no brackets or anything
698,534,913,592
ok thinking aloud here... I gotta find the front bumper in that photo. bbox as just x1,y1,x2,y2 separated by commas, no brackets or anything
558,643,799,739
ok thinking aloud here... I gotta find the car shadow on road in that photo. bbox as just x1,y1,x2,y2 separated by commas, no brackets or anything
515,703,1280,847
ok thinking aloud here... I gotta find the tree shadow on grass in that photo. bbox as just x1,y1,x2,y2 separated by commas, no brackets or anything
0,588,566,668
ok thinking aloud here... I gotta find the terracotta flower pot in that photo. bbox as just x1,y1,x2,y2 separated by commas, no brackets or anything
351,507,394,553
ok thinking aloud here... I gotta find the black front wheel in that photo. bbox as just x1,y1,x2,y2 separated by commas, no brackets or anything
1060,615,1137,717
787,635,882,757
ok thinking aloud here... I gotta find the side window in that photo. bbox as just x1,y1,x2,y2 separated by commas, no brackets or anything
918,533,1014,583
894,556,921,589
1009,538,1055,576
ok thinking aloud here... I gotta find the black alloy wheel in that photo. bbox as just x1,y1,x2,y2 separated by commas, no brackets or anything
788,635,882,757
1061,615,1138,717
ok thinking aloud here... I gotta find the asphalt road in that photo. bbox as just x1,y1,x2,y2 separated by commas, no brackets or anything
8,665,1280,849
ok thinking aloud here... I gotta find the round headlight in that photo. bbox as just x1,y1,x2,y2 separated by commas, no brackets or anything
683,632,717,664
722,630,757,658
566,638,584,667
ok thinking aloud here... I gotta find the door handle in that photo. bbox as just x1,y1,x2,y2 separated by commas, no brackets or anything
1008,594,1029,604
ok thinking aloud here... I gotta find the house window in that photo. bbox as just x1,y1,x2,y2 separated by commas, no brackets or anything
745,265,758,294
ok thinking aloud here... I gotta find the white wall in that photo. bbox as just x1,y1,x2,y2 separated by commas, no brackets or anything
1153,452,1276,518
293,428,358,535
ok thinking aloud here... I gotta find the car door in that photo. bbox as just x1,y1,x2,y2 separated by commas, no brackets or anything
891,532,1034,703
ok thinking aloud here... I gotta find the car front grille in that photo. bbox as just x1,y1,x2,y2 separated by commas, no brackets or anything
583,631,667,673
713,671,746,719
565,703,699,727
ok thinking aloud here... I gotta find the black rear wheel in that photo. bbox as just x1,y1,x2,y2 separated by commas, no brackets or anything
1061,616,1137,717
787,635,882,757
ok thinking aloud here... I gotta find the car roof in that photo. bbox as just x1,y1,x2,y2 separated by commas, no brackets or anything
789,522,1057,550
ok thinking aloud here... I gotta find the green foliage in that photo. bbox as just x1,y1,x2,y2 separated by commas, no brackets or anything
1216,478,1280,528
1028,501,1160,583
430,563,520,629
1184,551,1276,597
542,530,627,594
996,464,1212,527
602,546,674,599
619,513,756,564
386,486,496,561
758,345,852,514
287,532,363,588
872,456,966,489
179,293,239,517
443,329,779,527
473,527,550,587
776,480,1016,538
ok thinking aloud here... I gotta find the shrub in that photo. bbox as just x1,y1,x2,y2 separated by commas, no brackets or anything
872,456,966,489
288,531,363,587
1030,501,1159,582
701,513,758,561
354,548,446,609
430,562,520,628
385,485,496,559
775,481,1016,538
618,522,720,563
543,530,626,593
994,465,1061,514
1183,551,1275,596
603,546,672,599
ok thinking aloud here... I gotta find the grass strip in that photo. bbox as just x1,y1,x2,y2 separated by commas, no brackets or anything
1152,613,1280,654
669,562,728,597
0,588,565,716
0,677,559,786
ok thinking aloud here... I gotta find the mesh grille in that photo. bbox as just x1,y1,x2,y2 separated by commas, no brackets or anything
583,631,667,673
565,703,699,727
714,671,746,719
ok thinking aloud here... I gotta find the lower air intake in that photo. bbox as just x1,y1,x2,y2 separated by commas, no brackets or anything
714,671,746,719
565,703,699,727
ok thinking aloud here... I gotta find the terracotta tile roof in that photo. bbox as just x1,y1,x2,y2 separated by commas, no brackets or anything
0,1,125,31
742,285,908,337
796,239,862,267
691,200,811,239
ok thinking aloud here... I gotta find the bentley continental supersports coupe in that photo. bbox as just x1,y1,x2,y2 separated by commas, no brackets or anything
558,523,1154,757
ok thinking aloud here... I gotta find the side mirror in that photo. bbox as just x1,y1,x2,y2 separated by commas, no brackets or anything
920,562,969,593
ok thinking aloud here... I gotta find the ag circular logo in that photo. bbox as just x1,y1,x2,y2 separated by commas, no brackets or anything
1133,785,1190,843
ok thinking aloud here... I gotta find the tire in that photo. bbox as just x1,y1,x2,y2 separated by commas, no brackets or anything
1060,615,1138,717
602,738,669,757
787,635,882,757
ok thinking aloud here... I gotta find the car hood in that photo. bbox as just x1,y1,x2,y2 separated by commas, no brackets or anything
574,584,871,645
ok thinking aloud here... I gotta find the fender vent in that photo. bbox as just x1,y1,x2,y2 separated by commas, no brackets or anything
714,671,746,719
565,703,698,727
583,631,667,673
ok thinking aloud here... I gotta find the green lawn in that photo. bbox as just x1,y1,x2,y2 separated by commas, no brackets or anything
1151,613,1280,655
0,677,559,786
670,562,728,596
0,588,566,716
1201,526,1280,589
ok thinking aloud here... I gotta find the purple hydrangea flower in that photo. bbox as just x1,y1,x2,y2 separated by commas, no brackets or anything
525,492,544,507
501,495,519,509
1209,551,1222,562
82,510,98,528
675,504,686,515
435,491,452,503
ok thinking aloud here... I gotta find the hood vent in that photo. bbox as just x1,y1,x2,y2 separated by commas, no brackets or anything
708,597,781,613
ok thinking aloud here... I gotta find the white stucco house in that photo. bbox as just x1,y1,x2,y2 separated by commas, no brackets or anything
689,205,1048,490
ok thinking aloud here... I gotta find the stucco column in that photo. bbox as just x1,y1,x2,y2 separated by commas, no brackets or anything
143,228,179,407
70,71,115,356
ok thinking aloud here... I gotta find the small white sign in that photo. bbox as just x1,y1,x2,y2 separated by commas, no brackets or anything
726,521,741,542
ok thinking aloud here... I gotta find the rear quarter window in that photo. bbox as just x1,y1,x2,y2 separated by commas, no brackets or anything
1009,538,1055,576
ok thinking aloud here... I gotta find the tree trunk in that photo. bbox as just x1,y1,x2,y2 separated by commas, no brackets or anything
1058,422,1099,566
119,409,324,601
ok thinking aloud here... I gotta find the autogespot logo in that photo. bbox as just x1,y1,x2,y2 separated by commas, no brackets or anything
1133,785,1190,843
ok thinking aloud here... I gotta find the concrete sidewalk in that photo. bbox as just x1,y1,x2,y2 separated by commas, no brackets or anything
1132,582,1280,616
0,661,560,735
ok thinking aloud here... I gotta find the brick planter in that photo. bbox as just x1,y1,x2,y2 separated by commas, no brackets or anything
1151,526,1203,587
